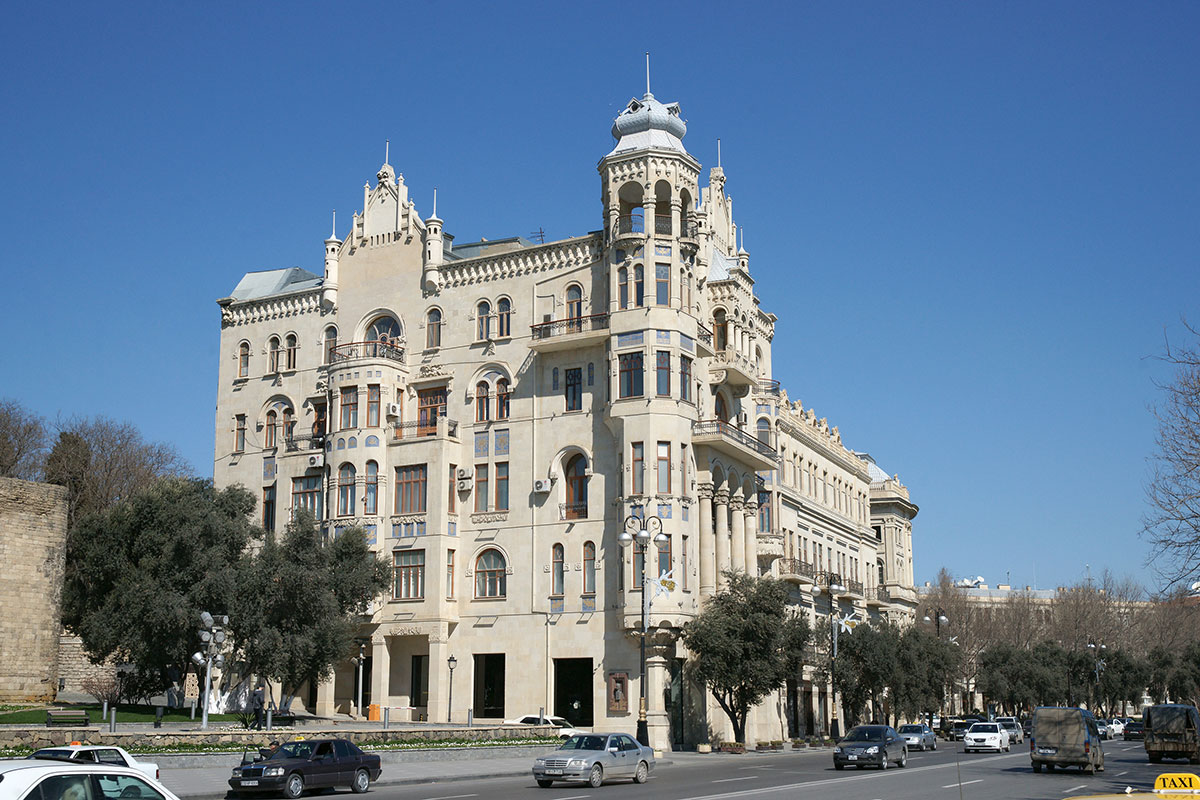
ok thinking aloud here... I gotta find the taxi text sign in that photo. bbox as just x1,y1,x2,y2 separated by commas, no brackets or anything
1155,773,1200,794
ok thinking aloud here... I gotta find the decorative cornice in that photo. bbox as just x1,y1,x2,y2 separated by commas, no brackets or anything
221,289,323,328
441,235,603,288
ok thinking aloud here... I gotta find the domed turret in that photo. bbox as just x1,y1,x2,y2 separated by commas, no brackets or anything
606,93,689,157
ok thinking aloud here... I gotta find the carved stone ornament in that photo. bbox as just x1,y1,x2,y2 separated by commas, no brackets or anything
470,512,509,524
418,364,448,379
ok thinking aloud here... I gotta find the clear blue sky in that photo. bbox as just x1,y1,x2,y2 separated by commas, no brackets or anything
2,2,1196,592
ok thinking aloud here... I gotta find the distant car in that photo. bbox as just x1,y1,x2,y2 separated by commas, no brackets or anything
229,738,382,797
29,745,160,781
950,719,974,741
833,725,908,770
1124,720,1144,740
532,733,655,787
997,717,1024,745
1097,720,1110,740
505,714,582,738
1108,719,1126,737
964,722,1010,753
897,723,937,751
1022,718,1033,738
2,759,181,800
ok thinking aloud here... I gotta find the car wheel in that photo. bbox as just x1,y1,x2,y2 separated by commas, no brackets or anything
834,763,844,771
1150,753,1163,763
537,780,554,788
633,761,649,784
879,752,888,770
1084,762,1095,776
898,749,907,768
1032,762,1042,773
283,773,304,799
588,764,603,788
1046,763,1055,772
351,769,370,794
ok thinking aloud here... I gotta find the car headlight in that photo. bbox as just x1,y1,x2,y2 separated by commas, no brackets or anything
263,767,284,777
567,759,588,768
232,768,242,778
865,746,879,754
534,759,546,766
833,747,842,754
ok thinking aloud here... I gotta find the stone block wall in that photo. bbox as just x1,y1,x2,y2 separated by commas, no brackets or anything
0,478,68,702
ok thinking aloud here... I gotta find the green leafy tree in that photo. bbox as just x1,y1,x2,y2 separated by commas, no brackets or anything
1098,649,1152,716
681,571,810,744
61,478,256,695
893,626,960,724
232,512,390,711
833,621,900,726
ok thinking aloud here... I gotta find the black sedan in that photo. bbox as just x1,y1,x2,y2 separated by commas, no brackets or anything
833,725,908,770
1124,720,1145,740
229,739,382,797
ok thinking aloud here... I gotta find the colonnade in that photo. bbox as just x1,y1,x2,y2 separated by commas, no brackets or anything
697,481,760,595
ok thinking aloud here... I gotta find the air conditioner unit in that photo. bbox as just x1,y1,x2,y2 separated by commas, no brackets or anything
738,411,749,425
456,467,472,480
533,479,552,494
456,479,472,492
307,453,325,469
385,402,401,418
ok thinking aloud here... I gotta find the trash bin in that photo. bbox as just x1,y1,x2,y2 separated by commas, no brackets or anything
368,704,380,721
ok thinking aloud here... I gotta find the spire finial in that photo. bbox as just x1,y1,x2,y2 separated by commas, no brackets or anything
432,188,438,218
645,51,651,96
385,139,390,165
717,138,722,168
331,210,337,239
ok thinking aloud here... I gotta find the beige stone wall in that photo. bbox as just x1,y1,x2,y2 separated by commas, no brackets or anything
57,633,118,695
0,478,68,702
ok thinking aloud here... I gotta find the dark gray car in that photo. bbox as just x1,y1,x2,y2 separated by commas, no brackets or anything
532,733,655,787
833,725,908,770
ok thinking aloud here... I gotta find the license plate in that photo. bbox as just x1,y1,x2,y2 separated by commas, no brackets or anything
545,769,563,775
847,755,857,761
1037,747,1055,755
241,780,259,786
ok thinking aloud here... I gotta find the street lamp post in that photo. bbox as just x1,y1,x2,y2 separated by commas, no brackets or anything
1088,641,1107,712
354,641,366,718
922,607,949,725
812,576,847,739
619,514,669,746
447,655,457,723
191,611,228,731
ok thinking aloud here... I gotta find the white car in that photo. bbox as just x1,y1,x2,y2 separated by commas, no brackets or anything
1108,718,1126,736
505,714,583,738
30,745,160,781
963,722,1010,753
996,716,1023,744
0,758,180,800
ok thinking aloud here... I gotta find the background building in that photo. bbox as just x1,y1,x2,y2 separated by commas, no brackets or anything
213,88,920,747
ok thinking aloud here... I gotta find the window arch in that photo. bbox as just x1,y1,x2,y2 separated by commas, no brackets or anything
475,549,507,598
238,342,250,378
265,410,277,449
552,543,565,597
426,308,442,349
476,381,490,423
564,453,588,519
268,336,281,373
365,461,378,515
715,394,730,423
476,301,492,341
496,378,510,420
634,265,645,307
337,463,356,517
285,334,298,370
618,267,629,309
367,315,403,343
566,284,583,327
582,541,596,594
282,407,295,443
323,326,338,365
497,297,512,338
756,417,771,446
713,309,728,351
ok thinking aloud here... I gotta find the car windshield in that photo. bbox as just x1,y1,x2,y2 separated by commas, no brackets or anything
971,724,1000,733
559,735,607,751
898,726,923,733
952,721,970,728
269,742,315,760
1001,721,1018,728
843,727,886,742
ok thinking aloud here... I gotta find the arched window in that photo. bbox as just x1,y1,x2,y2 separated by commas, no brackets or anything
564,454,588,519
582,541,596,594
323,326,338,364
338,463,356,517
618,267,629,309
238,342,250,378
268,336,281,373
476,301,492,341
713,310,728,351
285,334,297,370
282,407,295,443
367,315,403,343
496,379,510,420
365,461,378,515
757,418,771,446
715,394,730,423
634,265,645,307
552,543,565,597
475,549,507,598
566,285,582,332
476,382,490,422
264,410,277,449
426,309,442,349
497,298,512,338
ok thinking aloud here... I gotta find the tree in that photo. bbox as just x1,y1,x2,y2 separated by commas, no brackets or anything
893,626,960,723
1098,649,1151,716
833,621,899,726
681,571,810,744
232,512,390,711
0,398,48,480
1144,322,1200,587
60,478,256,695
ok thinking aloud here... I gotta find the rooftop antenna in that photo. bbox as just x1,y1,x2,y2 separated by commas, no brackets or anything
717,138,722,168
645,51,651,95
331,210,337,239
385,139,390,164
530,228,546,245
432,188,438,218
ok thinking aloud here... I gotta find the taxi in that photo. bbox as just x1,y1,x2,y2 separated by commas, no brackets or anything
1065,772,1200,799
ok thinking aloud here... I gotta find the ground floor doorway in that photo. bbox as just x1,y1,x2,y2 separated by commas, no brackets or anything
553,658,594,726
474,653,505,718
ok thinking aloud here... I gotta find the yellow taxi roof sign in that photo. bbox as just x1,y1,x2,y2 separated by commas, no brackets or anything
1156,773,1200,795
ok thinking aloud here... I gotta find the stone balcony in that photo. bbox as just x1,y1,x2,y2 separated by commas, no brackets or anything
710,348,758,387
528,312,611,352
326,340,407,370
778,557,816,585
691,418,780,471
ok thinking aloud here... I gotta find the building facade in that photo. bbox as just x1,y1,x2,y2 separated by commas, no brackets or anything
213,89,919,747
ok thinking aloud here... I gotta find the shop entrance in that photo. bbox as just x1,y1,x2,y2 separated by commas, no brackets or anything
553,658,594,726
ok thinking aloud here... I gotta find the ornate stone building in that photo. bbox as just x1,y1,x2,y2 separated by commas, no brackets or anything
213,88,919,747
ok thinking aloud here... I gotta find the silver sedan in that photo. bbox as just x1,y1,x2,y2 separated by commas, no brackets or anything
898,723,938,751
533,733,655,787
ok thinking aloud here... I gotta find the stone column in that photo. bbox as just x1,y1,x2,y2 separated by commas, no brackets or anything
729,493,745,575
643,193,656,237
743,499,758,578
370,636,390,714
646,643,672,752
670,198,682,240
315,675,336,717
698,483,715,596
428,630,450,724
713,488,730,586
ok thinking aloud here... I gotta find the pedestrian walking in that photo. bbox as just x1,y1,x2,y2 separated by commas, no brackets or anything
252,684,265,730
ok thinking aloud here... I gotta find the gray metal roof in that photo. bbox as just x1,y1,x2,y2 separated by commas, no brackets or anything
229,267,322,302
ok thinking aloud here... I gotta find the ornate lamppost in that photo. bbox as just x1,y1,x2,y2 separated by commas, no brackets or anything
923,607,949,725
812,576,847,738
447,655,457,723
619,514,669,746
190,611,228,731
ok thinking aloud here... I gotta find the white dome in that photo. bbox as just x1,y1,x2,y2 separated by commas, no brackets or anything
606,93,689,157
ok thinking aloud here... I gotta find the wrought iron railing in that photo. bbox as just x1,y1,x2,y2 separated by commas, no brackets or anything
391,417,458,440
759,378,781,396
691,419,777,461
530,312,610,340
654,215,672,235
329,341,406,365
875,586,892,604
559,502,588,521
284,433,324,452
696,323,714,347
778,558,815,580
616,212,645,235
845,578,864,596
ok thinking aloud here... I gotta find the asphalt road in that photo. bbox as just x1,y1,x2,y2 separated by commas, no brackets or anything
360,740,1185,800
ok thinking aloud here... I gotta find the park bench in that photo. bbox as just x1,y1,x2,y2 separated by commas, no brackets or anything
46,708,90,727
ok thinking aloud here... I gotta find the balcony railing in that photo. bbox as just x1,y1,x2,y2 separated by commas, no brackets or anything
696,323,714,347
616,212,644,235
391,417,458,440
692,419,777,460
845,578,864,597
530,312,610,341
759,378,781,396
654,215,672,235
559,502,588,520
778,558,815,580
284,433,325,452
329,340,406,365
875,586,892,604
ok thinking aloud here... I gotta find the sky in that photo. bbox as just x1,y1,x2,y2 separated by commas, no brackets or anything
2,1,1197,593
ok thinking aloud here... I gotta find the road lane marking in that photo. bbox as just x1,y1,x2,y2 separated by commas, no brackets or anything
713,777,758,783
421,795,479,800
555,796,591,799
942,779,982,789
1062,786,1087,794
